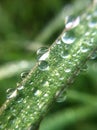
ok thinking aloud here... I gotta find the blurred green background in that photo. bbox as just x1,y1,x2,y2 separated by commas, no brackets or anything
0,0,97,130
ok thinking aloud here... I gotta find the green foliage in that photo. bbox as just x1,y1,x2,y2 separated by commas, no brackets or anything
0,0,97,130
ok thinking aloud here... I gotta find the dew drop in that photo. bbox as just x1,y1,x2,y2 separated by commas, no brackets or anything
37,47,49,61
80,46,89,53
38,60,49,71
60,51,70,59
34,90,42,96
88,18,97,28
6,88,17,99
20,72,28,79
29,81,33,85
17,85,24,90
56,89,67,103
65,16,80,29
56,39,61,45
61,31,76,44
65,68,71,73
90,51,97,60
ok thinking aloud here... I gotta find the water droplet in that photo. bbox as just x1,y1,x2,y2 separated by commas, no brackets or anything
80,46,89,53
56,39,61,45
17,85,24,90
61,31,76,44
29,81,33,85
20,72,28,79
65,68,71,73
43,81,49,87
85,32,90,36
38,60,49,71
37,47,49,61
90,51,97,60
39,51,49,61
86,14,92,20
60,51,70,59
6,88,17,99
34,90,42,96
56,89,67,103
65,16,80,29
81,64,87,72
88,18,97,28
44,93,49,97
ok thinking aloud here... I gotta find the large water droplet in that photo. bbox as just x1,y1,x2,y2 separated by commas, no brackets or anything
6,88,17,99
56,89,67,103
38,60,49,71
37,47,49,61
65,16,80,29
61,31,76,44
20,72,28,79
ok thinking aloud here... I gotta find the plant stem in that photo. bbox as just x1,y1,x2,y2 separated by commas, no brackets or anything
0,1,97,130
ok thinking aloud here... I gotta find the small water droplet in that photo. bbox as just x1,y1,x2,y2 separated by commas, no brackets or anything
85,32,90,36
81,64,87,72
90,51,97,60
39,51,49,61
65,16,80,29
88,18,97,28
38,60,49,71
34,90,42,96
65,68,71,73
6,88,17,99
56,89,67,103
17,85,24,90
44,93,49,97
56,39,61,44
20,72,28,79
86,14,92,20
37,47,49,61
29,81,33,85
61,31,76,44
60,51,70,59
80,46,89,53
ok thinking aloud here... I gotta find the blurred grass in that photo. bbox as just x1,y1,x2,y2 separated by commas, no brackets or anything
0,0,97,130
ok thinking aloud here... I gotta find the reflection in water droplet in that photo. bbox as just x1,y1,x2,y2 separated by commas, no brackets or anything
37,47,49,61
20,72,28,79
38,60,49,71
60,51,70,59
61,31,75,44
56,89,67,103
6,88,17,99
65,16,80,29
